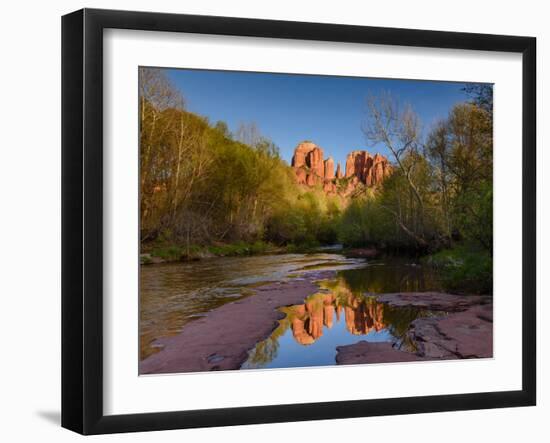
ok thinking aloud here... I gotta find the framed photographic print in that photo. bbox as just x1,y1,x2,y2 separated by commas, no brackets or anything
61,8,536,435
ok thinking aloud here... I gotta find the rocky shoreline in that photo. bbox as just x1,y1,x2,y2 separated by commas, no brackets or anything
336,292,493,365
140,274,493,375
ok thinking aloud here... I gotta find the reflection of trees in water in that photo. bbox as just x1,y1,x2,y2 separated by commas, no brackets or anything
245,318,288,367
339,260,441,293
245,273,427,366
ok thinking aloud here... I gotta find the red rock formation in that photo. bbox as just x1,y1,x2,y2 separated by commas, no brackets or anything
336,341,429,365
324,157,335,180
345,151,360,178
336,162,343,179
345,150,391,187
291,141,325,185
364,153,392,186
291,142,313,168
306,174,317,186
295,167,307,185
291,142,391,194
308,147,324,178
323,181,337,193
372,153,392,183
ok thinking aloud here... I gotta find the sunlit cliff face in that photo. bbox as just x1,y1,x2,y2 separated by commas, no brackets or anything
281,278,387,346
290,141,392,194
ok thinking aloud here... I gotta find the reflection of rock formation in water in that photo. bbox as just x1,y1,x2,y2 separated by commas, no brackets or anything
336,293,493,365
324,304,335,328
306,297,324,340
344,294,385,335
287,286,387,345
287,295,336,345
290,305,315,345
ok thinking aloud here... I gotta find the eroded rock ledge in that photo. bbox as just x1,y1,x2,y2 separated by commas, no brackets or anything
336,292,493,365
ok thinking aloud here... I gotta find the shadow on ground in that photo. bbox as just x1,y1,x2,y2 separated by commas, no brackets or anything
36,410,60,425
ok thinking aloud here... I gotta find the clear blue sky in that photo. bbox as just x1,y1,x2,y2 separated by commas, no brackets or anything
166,68,479,168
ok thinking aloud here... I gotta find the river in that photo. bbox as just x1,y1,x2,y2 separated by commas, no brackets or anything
140,252,443,369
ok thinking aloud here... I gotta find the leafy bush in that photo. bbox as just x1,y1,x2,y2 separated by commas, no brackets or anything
424,246,493,294
151,245,184,261
208,241,272,257
285,240,321,253
265,190,341,247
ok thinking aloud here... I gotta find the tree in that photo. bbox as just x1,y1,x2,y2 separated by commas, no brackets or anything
214,120,231,139
463,83,493,116
425,101,493,253
234,121,262,147
445,103,493,252
362,92,429,248
139,68,185,239
425,121,452,240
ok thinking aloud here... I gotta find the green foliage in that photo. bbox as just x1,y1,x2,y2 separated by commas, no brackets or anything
139,68,304,248
337,196,384,246
285,241,321,253
214,120,231,138
424,246,493,294
140,255,153,265
139,69,493,295
265,189,342,246
462,83,493,115
149,241,277,261
426,102,493,253
339,99,493,256
453,181,493,252
207,241,272,257
151,245,184,261
140,70,345,251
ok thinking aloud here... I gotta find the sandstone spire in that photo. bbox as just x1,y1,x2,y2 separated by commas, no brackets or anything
324,157,335,180
336,162,343,179
291,142,391,193
344,150,390,186
291,141,325,185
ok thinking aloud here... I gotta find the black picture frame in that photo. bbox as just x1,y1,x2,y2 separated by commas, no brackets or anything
61,8,536,435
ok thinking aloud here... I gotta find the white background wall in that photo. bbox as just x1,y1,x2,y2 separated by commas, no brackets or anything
0,0,546,441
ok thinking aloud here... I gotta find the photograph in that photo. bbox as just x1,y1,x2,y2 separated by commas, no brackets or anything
138,67,494,375
1,1,544,440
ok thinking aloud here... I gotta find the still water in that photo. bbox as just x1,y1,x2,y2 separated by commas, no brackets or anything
140,253,442,364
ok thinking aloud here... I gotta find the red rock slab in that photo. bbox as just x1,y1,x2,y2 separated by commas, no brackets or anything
139,271,334,375
336,341,431,365
408,303,493,359
336,293,493,365
375,292,492,312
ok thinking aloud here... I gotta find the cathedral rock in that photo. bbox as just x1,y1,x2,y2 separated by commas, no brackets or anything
291,141,392,195
345,150,392,186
